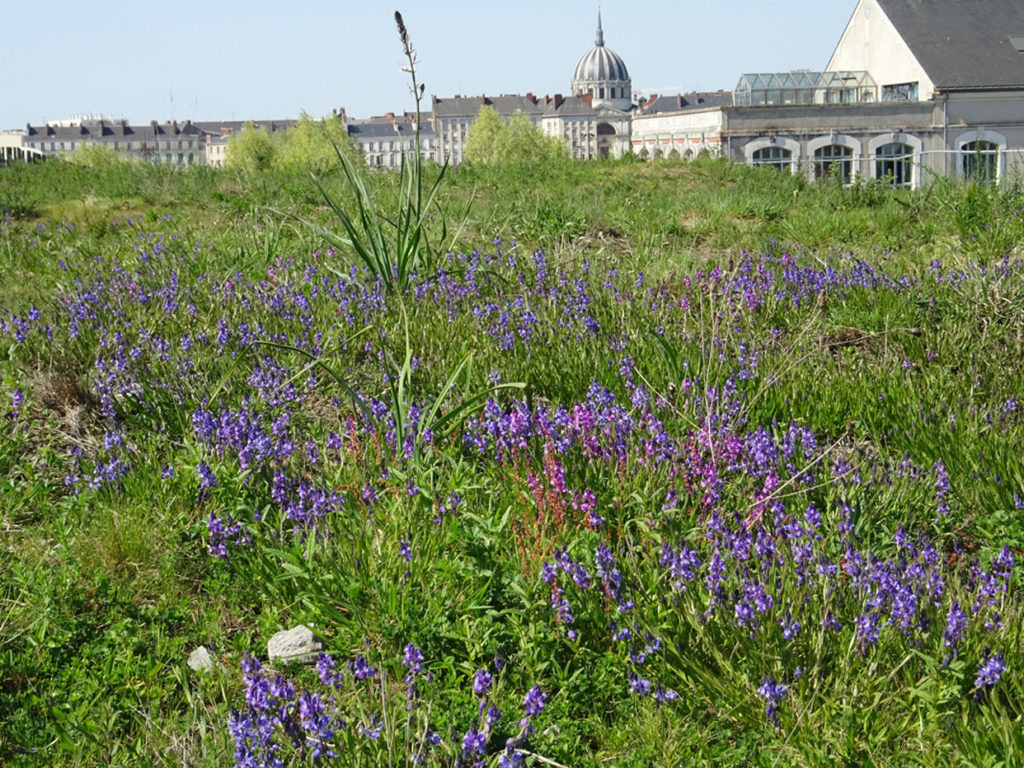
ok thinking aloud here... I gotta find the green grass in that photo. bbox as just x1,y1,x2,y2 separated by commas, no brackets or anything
1,156,1024,766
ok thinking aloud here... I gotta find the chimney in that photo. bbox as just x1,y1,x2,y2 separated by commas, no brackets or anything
579,93,592,107
554,93,564,109
527,92,536,103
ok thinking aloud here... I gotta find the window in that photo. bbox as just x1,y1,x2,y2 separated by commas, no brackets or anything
882,82,918,101
599,87,605,99
814,144,853,183
752,146,792,173
875,142,913,187
961,140,999,182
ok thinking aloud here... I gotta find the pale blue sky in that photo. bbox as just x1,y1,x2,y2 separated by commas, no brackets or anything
2,1,856,129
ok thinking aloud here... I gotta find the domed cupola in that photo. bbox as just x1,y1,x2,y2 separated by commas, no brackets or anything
572,10,632,111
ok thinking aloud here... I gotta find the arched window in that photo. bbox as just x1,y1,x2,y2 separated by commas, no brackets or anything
814,144,853,183
875,142,913,187
961,140,999,183
752,146,792,173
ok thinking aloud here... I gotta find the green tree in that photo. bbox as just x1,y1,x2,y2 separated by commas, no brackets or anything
276,112,363,174
463,105,506,165
464,106,566,166
67,141,124,169
225,124,278,173
506,111,565,165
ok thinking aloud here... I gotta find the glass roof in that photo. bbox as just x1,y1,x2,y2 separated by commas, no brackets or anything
733,71,877,106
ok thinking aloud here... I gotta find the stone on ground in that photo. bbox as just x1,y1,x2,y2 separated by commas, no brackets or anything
267,624,322,664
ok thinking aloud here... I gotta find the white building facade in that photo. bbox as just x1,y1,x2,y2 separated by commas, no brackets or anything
632,0,1024,187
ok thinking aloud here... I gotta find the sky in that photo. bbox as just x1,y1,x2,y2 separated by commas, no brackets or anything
2,1,857,130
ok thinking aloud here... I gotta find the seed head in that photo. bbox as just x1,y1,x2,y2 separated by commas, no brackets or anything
395,11,412,57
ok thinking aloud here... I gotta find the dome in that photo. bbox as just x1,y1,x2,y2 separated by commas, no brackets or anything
573,46,630,84
571,11,632,111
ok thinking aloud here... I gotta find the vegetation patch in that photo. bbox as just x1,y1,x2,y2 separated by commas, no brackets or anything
3,77,1024,765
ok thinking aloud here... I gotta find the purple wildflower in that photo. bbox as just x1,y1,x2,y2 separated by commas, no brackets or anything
757,677,788,728
316,652,345,689
473,669,493,697
974,651,1005,693
403,643,424,680
349,654,376,681
462,729,487,764
520,685,546,728
943,602,969,658
197,461,218,492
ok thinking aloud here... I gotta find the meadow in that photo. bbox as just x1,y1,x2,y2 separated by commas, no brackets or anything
2,149,1024,767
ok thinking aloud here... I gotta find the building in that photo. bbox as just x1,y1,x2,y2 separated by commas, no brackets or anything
426,12,633,163
430,95,543,165
632,0,1024,187
5,116,296,167
19,118,208,165
345,112,438,169
6,0,1024,183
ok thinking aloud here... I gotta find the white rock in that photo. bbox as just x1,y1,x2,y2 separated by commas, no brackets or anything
267,624,322,664
187,645,215,672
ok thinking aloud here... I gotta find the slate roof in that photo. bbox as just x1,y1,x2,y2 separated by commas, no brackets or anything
192,120,297,137
641,91,733,114
25,120,216,139
431,95,544,119
347,117,436,139
875,0,1024,89
541,95,601,117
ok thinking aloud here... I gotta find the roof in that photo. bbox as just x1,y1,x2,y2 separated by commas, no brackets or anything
431,95,544,119
736,71,874,91
539,95,598,116
24,120,206,138
192,120,297,136
876,0,1024,89
641,91,733,114
573,45,630,84
347,117,435,139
